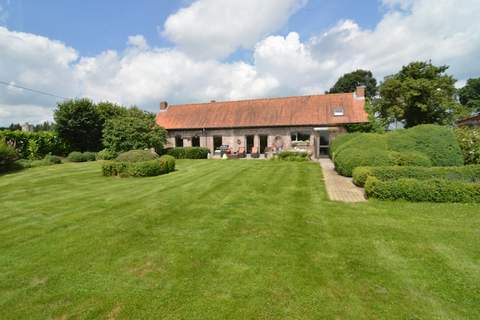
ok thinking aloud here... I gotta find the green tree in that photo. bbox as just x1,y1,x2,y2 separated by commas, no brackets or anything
458,77,480,113
102,108,166,153
373,61,464,128
329,69,377,98
54,98,103,151
96,101,128,124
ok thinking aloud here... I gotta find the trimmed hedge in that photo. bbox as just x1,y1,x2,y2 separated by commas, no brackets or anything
116,149,159,162
0,130,69,159
365,177,480,203
273,151,309,162
332,125,463,176
166,147,209,159
68,151,97,162
102,155,175,178
353,165,480,187
16,154,63,169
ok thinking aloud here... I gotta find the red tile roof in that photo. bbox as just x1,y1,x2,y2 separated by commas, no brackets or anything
156,92,368,130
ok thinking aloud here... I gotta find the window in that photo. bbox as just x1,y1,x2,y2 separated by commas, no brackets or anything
291,132,310,142
175,136,183,147
333,107,344,116
192,136,200,147
213,136,222,150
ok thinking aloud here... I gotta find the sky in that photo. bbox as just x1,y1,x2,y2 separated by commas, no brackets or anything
0,0,479,125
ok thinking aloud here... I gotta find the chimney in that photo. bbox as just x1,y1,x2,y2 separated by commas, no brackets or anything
355,86,366,99
160,101,168,111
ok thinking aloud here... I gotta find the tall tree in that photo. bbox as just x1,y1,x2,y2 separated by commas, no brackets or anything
54,99,103,151
373,61,463,128
458,77,480,114
329,69,377,98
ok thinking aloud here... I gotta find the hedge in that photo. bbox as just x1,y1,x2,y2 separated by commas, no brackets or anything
166,147,209,159
116,149,159,162
96,149,118,160
273,151,309,162
0,140,17,172
364,177,480,203
332,125,463,176
0,130,69,159
16,154,63,169
102,155,175,177
353,165,480,187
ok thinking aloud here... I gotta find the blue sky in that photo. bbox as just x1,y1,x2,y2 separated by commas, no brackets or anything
0,0,479,125
3,0,382,58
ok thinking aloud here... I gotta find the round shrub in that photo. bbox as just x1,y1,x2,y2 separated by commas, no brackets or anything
82,152,97,161
43,154,62,165
68,151,86,162
128,160,164,177
159,155,176,172
96,149,118,160
116,149,159,162
454,127,480,164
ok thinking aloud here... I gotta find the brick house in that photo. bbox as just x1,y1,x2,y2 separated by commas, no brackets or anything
156,86,368,158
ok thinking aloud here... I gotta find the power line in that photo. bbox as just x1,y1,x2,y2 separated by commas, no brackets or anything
0,80,70,100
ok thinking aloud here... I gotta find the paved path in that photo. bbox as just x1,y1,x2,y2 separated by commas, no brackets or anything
318,158,366,203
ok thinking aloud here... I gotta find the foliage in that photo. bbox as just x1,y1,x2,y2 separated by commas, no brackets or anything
353,165,480,187
332,125,463,176
273,151,309,161
0,130,69,159
102,155,175,177
328,69,377,98
116,149,159,162
33,121,55,132
454,127,480,164
166,147,210,159
365,176,480,203
102,109,166,153
373,61,464,127
95,149,118,161
458,77,480,113
68,151,96,162
0,139,18,171
54,98,103,152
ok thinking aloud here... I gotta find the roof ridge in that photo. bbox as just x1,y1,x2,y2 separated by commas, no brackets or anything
167,91,353,107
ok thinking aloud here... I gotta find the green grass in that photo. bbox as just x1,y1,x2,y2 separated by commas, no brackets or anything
0,160,479,319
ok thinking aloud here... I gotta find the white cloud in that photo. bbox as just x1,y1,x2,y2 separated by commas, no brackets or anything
1,0,480,126
162,0,307,60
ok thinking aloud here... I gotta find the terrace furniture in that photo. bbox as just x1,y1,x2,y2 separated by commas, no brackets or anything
238,147,246,158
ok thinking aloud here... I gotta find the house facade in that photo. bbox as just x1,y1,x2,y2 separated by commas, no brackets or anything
456,114,480,128
156,86,369,158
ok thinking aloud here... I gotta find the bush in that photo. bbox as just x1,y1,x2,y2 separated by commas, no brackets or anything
353,165,480,187
454,127,480,164
387,124,464,166
101,155,175,178
166,147,210,159
43,154,62,165
273,151,309,162
0,140,18,172
365,177,480,203
334,148,395,176
330,132,362,158
116,149,159,162
68,151,96,162
96,149,118,160
331,125,463,176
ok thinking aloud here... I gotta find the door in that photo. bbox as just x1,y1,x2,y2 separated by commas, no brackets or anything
192,136,200,147
259,135,268,153
318,131,329,157
246,135,254,154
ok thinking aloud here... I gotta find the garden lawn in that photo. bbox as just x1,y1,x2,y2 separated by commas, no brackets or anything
0,160,479,319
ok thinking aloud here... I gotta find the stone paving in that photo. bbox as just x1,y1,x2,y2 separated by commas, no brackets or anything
318,158,367,203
